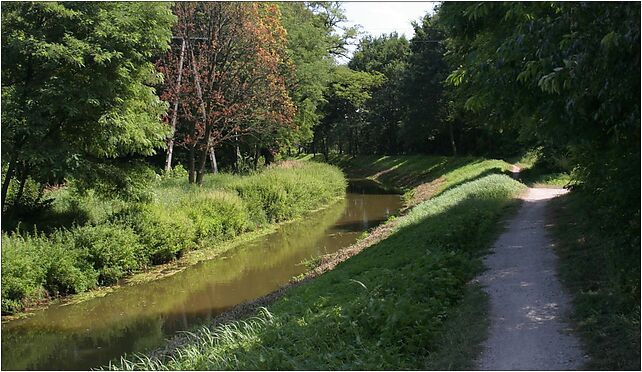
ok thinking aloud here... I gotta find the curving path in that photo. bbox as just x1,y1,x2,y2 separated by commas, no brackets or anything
477,187,586,370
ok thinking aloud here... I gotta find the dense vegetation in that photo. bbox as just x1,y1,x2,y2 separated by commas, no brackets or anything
1,1,639,369
551,193,640,370
1,162,345,314
110,172,525,370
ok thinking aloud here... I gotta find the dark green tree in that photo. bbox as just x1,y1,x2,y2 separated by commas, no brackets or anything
1,2,175,209
314,66,384,159
399,14,453,155
349,33,410,154
279,2,358,154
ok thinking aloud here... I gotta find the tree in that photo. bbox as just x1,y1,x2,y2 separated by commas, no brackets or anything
160,2,295,183
278,2,359,155
314,66,384,159
439,2,640,276
1,2,175,209
399,14,453,155
349,33,410,154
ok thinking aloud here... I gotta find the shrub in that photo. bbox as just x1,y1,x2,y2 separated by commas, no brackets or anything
1,161,347,313
233,162,346,223
73,224,143,285
1,234,46,313
41,231,97,296
117,205,196,265
183,191,249,242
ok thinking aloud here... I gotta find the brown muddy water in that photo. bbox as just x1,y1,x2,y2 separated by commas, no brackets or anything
1,185,402,370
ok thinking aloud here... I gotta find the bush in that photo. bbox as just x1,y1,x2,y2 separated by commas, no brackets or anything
41,232,97,296
1,234,46,313
73,224,143,285
1,231,98,313
183,191,249,242
233,162,346,223
1,161,347,313
117,205,197,265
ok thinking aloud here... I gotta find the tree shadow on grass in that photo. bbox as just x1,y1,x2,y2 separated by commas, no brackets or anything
137,179,521,370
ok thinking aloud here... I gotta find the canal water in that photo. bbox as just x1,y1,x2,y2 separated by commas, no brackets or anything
1,185,402,370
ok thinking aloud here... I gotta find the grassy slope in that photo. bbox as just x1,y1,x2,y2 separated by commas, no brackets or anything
111,156,526,370
550,193,640,370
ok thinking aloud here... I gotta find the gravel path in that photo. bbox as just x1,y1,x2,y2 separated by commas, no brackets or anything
477,188,586,370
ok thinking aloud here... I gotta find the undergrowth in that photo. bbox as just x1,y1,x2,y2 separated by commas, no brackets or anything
1,162,346,314
551,192,640,370
109,174,525,370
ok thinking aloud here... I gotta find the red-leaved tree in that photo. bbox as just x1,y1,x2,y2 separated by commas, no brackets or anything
158,2,295,183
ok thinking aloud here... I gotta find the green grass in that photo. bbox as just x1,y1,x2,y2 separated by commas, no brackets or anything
1,161,346,314
110,174,526,370
550,192,640,370
308,154,516,207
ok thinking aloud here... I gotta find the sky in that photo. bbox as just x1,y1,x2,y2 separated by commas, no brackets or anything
339,2,438,59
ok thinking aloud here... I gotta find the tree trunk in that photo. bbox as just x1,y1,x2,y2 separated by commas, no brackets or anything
165,39,186,172
449,123,458,156
253,145,259,169
234,132,241,172
323,137,329,161
189,43,214,185
209,146,218,174
15,163,28,205
188,144,196,183
1,157,17,211
195,146,209,185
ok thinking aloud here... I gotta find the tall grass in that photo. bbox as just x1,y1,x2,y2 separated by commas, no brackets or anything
111,174,525,370
1,162,346,314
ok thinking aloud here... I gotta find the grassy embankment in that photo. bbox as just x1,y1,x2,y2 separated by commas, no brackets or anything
550,193,640,370
111,155,527,370
1,162,346,315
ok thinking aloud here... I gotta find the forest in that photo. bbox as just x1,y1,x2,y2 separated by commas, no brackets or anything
1,2,639,371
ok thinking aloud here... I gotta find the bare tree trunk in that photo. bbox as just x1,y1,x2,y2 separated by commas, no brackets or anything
449,123,458,156
209,146,218,174
165,39,186,172
15,163,28,204
189,44,214,185
234,132,241,172
253,144,259,169
1,157,17,211
188,144,196,183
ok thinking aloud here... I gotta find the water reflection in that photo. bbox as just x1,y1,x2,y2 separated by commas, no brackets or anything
1,192,402,370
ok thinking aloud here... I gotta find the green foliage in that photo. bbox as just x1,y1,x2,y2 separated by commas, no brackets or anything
1,235,47,313
278,2,338,147
1,231,98,313
1,161,346,314
73,224,143,285
349,33,411,154
313,66,385,158
182,192,248,242
551,193,640,370
400,15,452,154
1,2,175,208
117,205,197,265
232,162,347,224
439,1,640,227
111,174,525,370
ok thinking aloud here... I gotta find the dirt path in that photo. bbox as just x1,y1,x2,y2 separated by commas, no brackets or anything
477,187,586,370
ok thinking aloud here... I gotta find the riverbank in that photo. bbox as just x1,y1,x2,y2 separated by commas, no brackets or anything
111,156,527,370
1,161,346,318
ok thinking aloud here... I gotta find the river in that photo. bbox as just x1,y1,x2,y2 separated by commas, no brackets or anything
1,184,402,370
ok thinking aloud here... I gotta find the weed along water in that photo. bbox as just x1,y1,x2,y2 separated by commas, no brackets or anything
1,183,402,370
